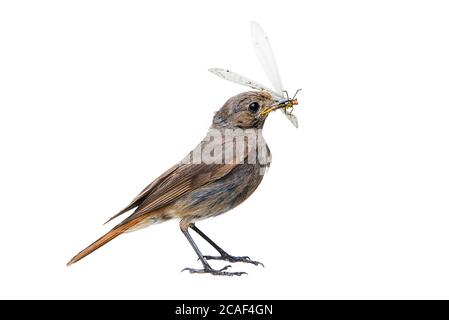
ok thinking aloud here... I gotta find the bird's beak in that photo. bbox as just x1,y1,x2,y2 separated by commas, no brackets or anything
260,99,297,116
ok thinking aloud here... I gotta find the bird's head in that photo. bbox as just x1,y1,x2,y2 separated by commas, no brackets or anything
212,91,286,129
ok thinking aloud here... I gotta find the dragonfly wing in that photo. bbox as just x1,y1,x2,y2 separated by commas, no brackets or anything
208,68,282,98
281,109,298,128
252,22,299,128
251,21,284,95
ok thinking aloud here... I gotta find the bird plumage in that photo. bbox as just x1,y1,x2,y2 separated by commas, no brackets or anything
67,91,276,274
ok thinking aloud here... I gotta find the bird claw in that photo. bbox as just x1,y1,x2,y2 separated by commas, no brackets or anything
181,265,246,276
202,254,265,267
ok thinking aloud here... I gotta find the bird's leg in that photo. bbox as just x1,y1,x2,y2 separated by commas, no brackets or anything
191,224,264,267
180,222,246,276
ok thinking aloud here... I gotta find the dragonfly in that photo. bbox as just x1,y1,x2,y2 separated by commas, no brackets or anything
209,21,299,128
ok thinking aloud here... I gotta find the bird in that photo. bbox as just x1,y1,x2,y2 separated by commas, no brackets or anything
67,90,293,276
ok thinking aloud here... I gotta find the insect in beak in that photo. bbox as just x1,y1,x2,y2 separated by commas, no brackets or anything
261,97,298,116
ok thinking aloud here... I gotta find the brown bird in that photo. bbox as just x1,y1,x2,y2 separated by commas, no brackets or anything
67,91,295,276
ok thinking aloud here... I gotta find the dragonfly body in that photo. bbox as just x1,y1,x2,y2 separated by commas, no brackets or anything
261,95,299,116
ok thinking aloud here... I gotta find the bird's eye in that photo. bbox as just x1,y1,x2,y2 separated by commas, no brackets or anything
248,102,260,112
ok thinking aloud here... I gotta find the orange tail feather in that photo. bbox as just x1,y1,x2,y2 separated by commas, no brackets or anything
67,215,146,266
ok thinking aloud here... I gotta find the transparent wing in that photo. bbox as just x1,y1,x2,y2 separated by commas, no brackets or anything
281,109,298,128
252,22,298,128
251,21,284,95
208,68,282,98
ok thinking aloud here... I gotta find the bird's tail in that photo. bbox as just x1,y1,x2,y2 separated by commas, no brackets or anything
66,215,147,266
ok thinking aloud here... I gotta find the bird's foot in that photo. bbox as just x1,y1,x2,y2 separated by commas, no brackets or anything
181,264,247,276
203,253,264,267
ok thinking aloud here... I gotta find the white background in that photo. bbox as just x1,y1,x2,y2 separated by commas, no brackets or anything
1,0,448,299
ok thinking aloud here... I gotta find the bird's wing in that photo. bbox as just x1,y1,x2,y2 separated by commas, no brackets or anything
107,134,251,226
104,163,179,224
115,162,237,227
